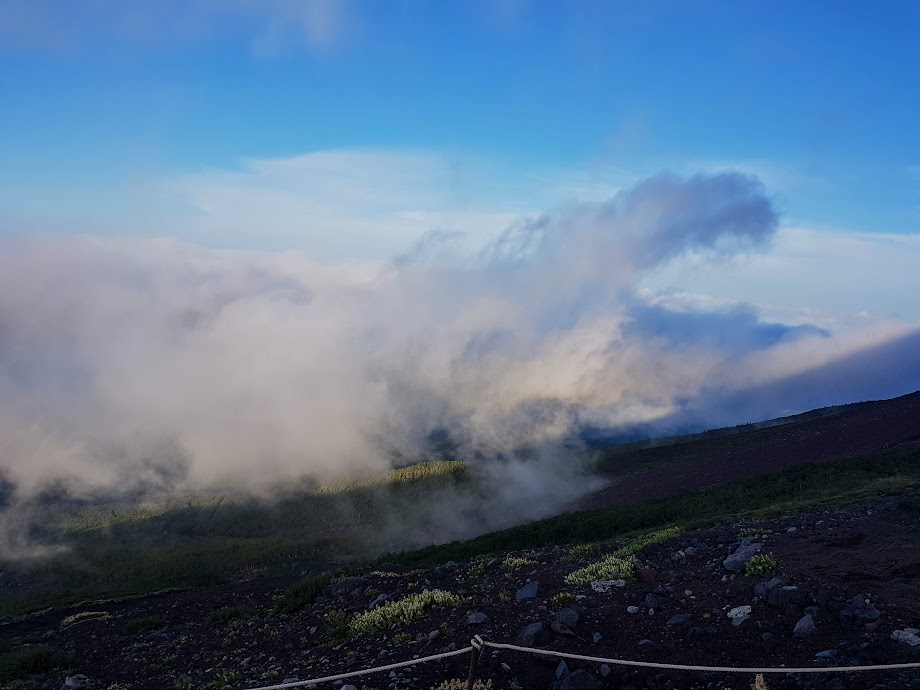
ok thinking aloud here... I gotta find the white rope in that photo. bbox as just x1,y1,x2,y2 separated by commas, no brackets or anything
247,645,473,690
476,636,920,674
244,634,920,690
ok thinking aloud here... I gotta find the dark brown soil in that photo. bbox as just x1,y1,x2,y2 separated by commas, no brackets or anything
574,392,920,512
5,496,920,690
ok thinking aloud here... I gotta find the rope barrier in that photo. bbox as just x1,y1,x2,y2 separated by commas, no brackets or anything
249,645,474,690
475,636,920,674
244,634,920,690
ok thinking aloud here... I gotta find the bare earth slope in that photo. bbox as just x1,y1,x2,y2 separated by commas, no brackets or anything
575,391,920,512
5,496,920,690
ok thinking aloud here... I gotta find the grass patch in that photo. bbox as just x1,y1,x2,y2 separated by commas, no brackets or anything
206,605,255,628
275,572,342,614
501,556,537,572
125,617,167,634
349,589,466,636
385,447,920,568
564,527,680,586
0,645,73,683
61,610,113,629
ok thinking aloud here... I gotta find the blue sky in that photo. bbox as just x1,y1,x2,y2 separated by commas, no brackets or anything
0,0,919,323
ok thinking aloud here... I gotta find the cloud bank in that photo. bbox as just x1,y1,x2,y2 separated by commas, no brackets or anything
1,171,918,523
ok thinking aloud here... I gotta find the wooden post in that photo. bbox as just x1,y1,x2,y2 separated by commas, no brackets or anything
465,643,481,690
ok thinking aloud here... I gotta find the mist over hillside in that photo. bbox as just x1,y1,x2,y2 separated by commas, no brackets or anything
2,172,920,560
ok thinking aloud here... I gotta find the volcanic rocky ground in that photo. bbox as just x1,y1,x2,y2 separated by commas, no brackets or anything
5,495,920,690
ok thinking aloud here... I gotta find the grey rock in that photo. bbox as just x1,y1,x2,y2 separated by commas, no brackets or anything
643,593,668,610
723,543,764,572
731,615,749,627
794,614,816,637
552,669,604,690
555,660,570,679
592,632,602,643
761,632,774,641
368,593,390,610
599,664,611,677
666,614,691,626
689,626,718,638
815,650,838,659
554,608,580,628
839,595,880,624
626,606,640,614
768,585,809,608
515,622,551,647
466,612,489,625
516,581,539,601
754,576,784,599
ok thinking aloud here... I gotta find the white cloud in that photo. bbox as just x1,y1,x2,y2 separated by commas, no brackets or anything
646,226,920,327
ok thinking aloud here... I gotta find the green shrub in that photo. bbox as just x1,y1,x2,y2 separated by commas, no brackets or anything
350,589,466,635
566,543,596,560
501,556,537,572
0,645,73,682
206,605,254,628
565,527,681,586
431,680,492,690
275,572,340,614
746,553,778,578
323,609,352,645
126,617,167,634
550,592,576,607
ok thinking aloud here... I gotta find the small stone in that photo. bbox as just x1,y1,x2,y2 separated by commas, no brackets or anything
815,650,838,659
467,612,489,625
500,663,510,672
627,606,640,614
666,614,690,626
556,660,570,679
727,605,752,619
731,615,749,627
516,581,539,601
794,614,816,637
368,593,390,610
515,622,550,647
592,632,602,643
554,608,580,628
590,580,626,593
599,664,611,677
